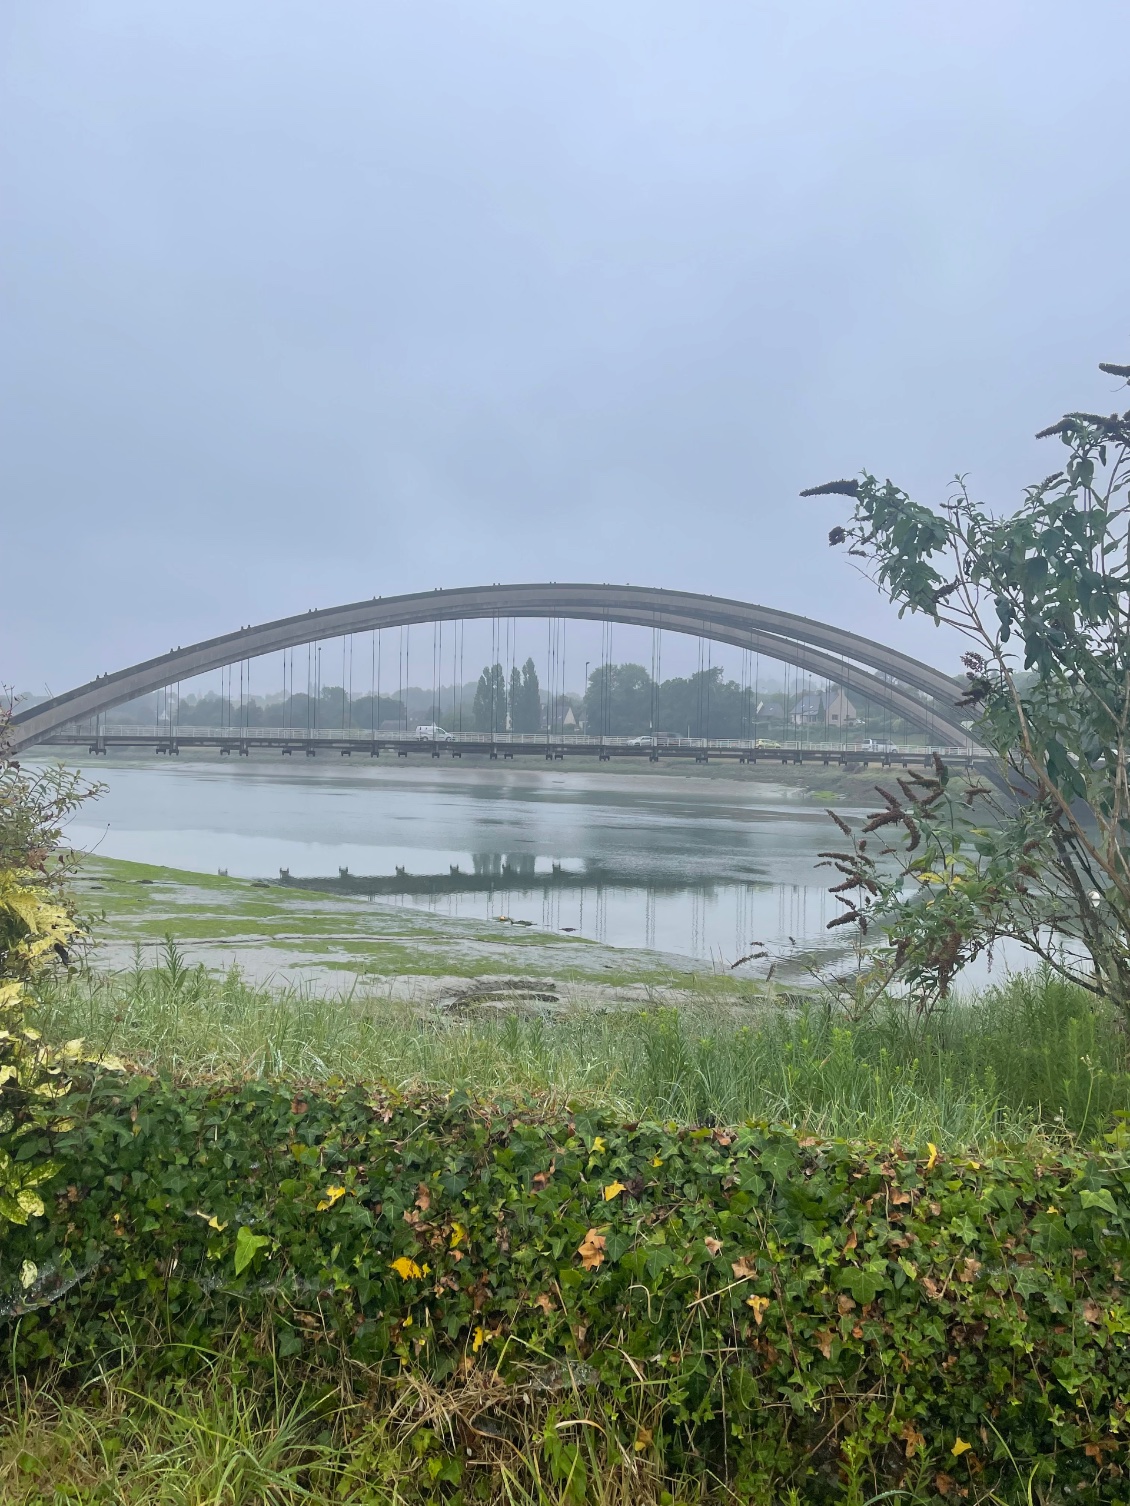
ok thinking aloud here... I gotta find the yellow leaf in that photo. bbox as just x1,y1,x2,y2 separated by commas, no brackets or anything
19,1260,37,1290
390,1256,423,1280
651,1155,663,1167
746,1295,770,1325
472,1325,486,1352
603,1180,626,1201
633,1426,653,1453
591,1136,606,1154
194,1210,228,1232
577,1229,606,1271
925,1143,939,1171
450,1220,468,1248
316,1184,347,1211
951,1437,972,1457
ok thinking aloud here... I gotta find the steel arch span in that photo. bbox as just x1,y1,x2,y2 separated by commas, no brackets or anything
10,583,971,751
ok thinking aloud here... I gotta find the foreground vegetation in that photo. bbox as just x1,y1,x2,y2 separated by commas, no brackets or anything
7,1047,1130,1504
4,957,1130,1503
35,954,1130,1147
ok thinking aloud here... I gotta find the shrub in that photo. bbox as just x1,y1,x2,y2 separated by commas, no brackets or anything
6,1076,1130,1501
0,701,103,1231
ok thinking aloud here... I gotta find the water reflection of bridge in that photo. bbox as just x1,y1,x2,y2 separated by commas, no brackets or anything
276,855,755,901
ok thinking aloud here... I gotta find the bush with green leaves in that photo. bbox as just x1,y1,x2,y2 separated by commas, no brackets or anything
803,358,1130,1013
6,1075,1130,1501
0,699,106,1230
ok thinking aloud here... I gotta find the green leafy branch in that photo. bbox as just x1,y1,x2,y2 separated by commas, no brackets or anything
804,359,1130,1010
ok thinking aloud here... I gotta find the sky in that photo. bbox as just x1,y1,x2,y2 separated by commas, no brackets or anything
3,0,1128,700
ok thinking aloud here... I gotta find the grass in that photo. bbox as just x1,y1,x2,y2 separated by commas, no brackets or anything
37,946,1130,1147
0,1352,726,1506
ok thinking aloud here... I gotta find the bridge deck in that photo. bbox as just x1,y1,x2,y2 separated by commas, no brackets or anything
42,726,972,769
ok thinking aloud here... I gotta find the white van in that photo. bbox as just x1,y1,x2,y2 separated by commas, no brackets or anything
415,724,453,742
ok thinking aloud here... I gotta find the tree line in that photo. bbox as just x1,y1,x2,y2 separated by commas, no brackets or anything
151,689,408,731
471,659,542,732
112,660,921,740
581,663,918,741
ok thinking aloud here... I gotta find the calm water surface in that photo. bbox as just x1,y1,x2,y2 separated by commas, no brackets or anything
64,758,860,972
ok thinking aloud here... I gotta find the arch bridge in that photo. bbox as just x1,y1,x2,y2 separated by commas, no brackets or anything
10,583,972,753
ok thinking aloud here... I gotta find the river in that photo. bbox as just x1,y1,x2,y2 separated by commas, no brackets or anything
61,756,866,977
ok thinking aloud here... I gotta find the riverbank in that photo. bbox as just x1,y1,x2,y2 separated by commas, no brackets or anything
71,854,787,995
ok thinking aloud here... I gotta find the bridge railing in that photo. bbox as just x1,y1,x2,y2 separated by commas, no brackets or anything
45,723,972,757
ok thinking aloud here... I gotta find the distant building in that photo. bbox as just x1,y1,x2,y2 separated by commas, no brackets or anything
792,693,825,726
824,688,858,726
792,688,858,728
563,706,577,729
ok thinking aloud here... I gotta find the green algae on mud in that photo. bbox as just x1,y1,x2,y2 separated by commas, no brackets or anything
71,853,744,995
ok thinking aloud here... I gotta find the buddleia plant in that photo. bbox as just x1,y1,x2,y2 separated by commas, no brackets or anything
804,358,1130,1014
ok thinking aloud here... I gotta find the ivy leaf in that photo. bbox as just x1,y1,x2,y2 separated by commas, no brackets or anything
577,1229,606,1271
746,1295,770,1325
233,1225,271,1276
1079,1188,1117,1216
837,1266,888,1305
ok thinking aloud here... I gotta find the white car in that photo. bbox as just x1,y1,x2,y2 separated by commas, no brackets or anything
415,724,453,742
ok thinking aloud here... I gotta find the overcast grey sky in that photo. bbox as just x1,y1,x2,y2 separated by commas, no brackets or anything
3,1,1128,697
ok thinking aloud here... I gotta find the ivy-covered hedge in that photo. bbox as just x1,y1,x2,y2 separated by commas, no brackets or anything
5,1076,1130,1500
